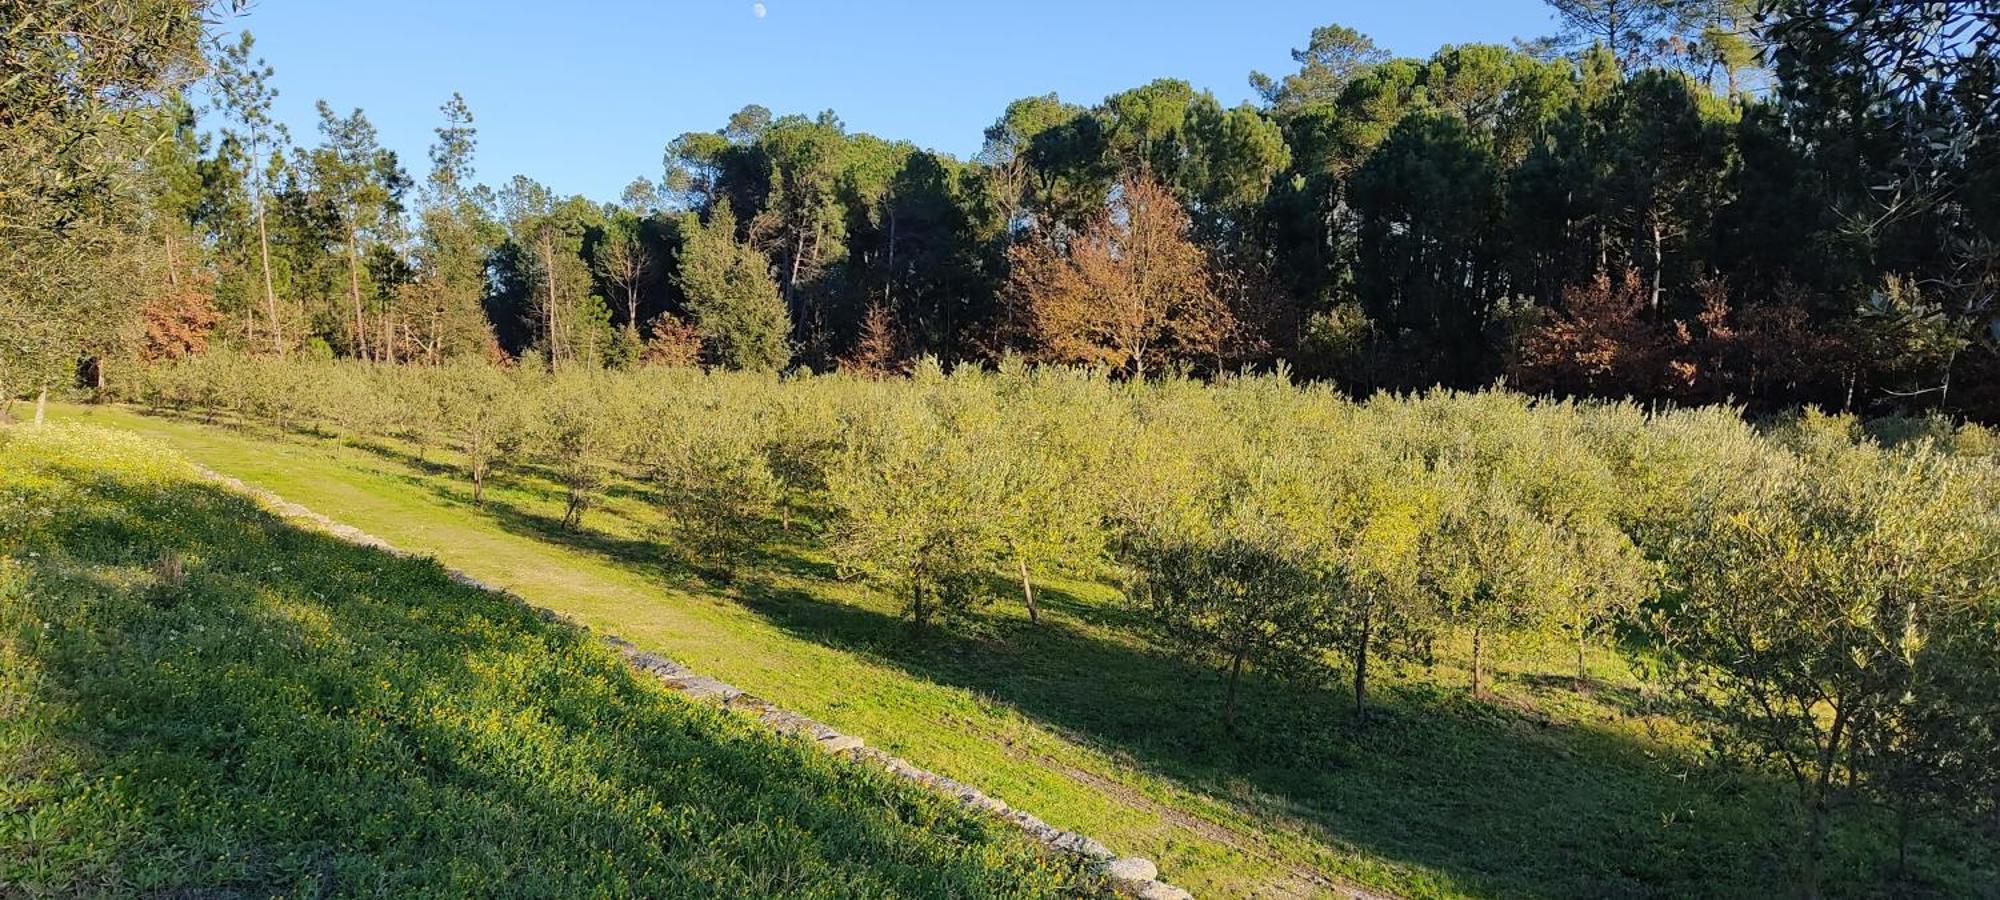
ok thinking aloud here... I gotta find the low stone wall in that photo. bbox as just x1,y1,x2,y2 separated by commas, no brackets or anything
195,464,1194,900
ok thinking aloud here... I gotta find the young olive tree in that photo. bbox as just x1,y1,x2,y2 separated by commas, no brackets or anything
1659,438,1999,895
635,377,786,580
985,361,1120,624
1133,498,1332,731
749,376,840,534
437,360,522,505
1430,481,1552,697
524,371,626,530
825,364,1007,627
1318,452,1448,718
1121,376,1350,727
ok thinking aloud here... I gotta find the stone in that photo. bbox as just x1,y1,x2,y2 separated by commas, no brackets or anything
962,792,1008,815
1126,880,1193,900
1103,857,1158,883
814,733,864,754
628,653,685,677
1048,831,1115,861
672,676,743,703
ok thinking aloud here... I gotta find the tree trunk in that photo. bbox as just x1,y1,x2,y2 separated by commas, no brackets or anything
34,387,48,426
349,222,368,361
1649,218,1664,313
1800,704,1851,900
1225,650,1245,733
1015,548,1039,625
1471,624,1486,698
1576,628,1589,683
472,458,487,505
885,207,898,309
257,205,283,355
539,230,561,371
787,229,808,325
1353,607,1372,718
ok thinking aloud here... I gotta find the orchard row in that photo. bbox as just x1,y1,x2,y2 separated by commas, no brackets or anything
117,355,2000,891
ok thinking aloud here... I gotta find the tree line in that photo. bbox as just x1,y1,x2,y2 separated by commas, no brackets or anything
121,353,2000,895
5,1,1998,420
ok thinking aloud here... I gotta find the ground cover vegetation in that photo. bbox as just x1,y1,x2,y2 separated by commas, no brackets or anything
106,355,2000,898
8,0,2000,897
0,423,1101,896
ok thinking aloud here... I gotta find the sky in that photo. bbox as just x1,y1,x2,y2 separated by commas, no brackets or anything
211,0,1560,204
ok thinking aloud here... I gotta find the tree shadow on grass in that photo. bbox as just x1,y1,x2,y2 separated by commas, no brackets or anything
719,566,1962,899
324,435,842,588
109,411,1974,896
3,466,1095,898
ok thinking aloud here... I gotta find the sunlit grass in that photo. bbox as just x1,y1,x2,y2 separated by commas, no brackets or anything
0,423,1098,897
38,403,1998,898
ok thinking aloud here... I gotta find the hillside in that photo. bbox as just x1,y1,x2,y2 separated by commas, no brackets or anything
0,424,1098,897
35,396,2000,899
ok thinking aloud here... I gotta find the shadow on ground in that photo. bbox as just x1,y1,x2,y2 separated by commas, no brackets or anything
2,454,1095,897
127,410,1990,898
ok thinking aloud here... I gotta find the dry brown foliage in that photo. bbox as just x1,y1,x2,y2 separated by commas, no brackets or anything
1007,176,1230,377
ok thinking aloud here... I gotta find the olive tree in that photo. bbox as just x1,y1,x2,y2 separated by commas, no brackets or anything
824,364,1008,627
1659,437,1998,895
524,371,626,530
984,361,1121,624
436,360,522,505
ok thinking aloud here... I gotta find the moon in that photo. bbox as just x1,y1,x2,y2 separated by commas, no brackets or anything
752,2,766,18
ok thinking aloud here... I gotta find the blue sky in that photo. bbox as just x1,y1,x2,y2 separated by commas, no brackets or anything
213,1,1559,203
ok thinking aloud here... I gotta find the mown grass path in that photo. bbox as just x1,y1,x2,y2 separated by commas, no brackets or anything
54,402,1979,899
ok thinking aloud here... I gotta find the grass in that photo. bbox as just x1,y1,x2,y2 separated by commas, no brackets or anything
37,403,2000,898
0,424,1100,897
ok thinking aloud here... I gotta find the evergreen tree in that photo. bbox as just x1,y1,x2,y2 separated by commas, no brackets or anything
676,202,793,371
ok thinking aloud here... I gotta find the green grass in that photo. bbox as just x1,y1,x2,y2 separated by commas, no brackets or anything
0,424,1099,897
36,404,2000,898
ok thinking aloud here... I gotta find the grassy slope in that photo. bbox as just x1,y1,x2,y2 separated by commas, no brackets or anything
44,404,1998,898
0,424,1097,897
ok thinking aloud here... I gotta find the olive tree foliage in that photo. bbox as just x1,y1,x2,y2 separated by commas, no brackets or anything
1656,413,2000,895
1119,377,1341,727
1,0,232,417
750,378,840,534
1319,450,1449,717
625,369,785,579
985,359,1121,623
1400,392,1657,688
436,359,523,505
524,370,630,530
825,362,1012,627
